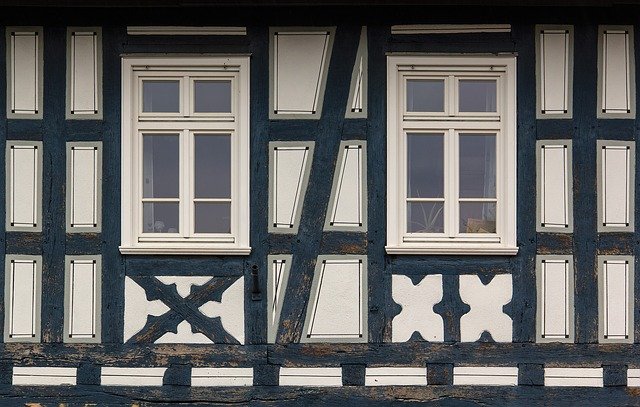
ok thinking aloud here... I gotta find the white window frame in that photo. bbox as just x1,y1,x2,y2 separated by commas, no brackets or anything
120,56,250,255
386,55,517,255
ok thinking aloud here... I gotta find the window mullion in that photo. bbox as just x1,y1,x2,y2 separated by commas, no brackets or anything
181,129,190,238
448,128,458,238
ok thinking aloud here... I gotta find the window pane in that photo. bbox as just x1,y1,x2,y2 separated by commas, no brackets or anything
195,202,231,233
459,134,496,198
407,202,444,233
143,80,180,113
459,80,497,112
143,202,179,233
406,79,444,112
459,202,496,233
407,133,444,198
195,134,231,199
194,80,231,113
143,134,179,198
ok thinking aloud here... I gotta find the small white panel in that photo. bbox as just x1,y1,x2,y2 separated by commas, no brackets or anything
537,27,572,117
453,367,518,386
627,369,640,386
268,255,292,343
302,257,367,342
544,368,603,387
270,143,314,233
599,143,633,231
7,28,42,116
272,30,332,116
391,24,511,34
127,26,247,36
5,256,41,342
13,367,77,386
191,368,253,387
599,27,634,116
279,367,342,387
599,257,633,343
101,367,167,386
538,141,572,231
68,29,100,116
325,142,366,230
7,143,41,231
391,274,444,342
68,143,101,231
198,276,245,344
365,367,427,386
64,257,100,342
459,274,513,343
123,277,170,342
537,257,574,342
346,27,367,118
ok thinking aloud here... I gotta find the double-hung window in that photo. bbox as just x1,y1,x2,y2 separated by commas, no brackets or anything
121,56,250,255
387,55,517,255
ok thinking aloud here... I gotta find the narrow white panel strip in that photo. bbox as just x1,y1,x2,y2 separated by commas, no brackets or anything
540,259,572,341
101,367,166,386
538,27,572,117
272,30,332,116
7,143,41,230
5,256,41,342
346,26,367,118
601,28,633,114
68,143,101,231
267,255,292,343
453,367,518,386
391,24,511,34
7,28,42,116
627,369,640,386
69,30,99,115
65,256,100,342
544,368,603,387
13,367,77,386
191,368,253,387
326,142,366,230
279,367,342,387
269,142,314,234
365,367,427,386
599,257,633,343
538,141,572,232
127,26,247,36
601,145,631,228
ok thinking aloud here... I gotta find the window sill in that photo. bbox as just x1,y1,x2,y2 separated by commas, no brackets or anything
385,244,519,256
119,245,252,256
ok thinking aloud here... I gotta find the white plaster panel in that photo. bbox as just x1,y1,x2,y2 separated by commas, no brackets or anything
602,30,631,113
540,259,572,341
9,144,38,228
70,31,98,114
272,146,311,229
459,274,512,343
13,367,77,386
101,367,166,386
123,277,170,342
602,146,630,227
155,320,213,344
539,29,570,114
304,259,364,341
70,146,98,228
544,367,603,387
191,368,253,387
391,274,443,342
279,367,342,387
601,259,631,341
199,276,245,344
7,259,39,339
540,144,570,229
328,144,364,228
10,31,39,114
453,366,518,386
627,369,640,386
365,367,427,386
274,31,330,114
67,260,97,339
156,276,212,298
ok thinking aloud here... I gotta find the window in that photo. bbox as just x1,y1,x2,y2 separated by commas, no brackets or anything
386,55,517,255
121,56,250,255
